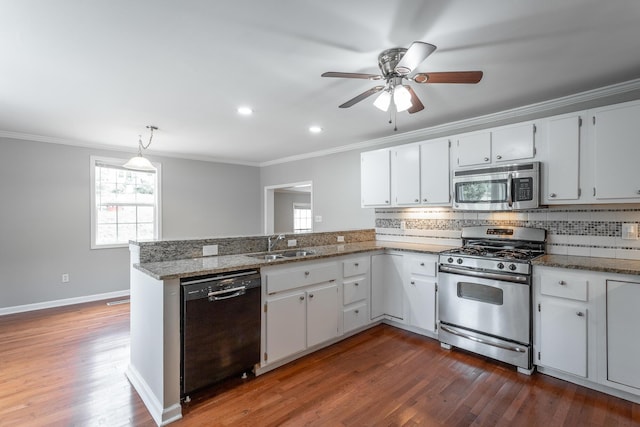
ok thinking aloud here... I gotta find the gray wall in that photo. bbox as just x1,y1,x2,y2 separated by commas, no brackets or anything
0,137,261,309
261,149,374,233
274,191,311,233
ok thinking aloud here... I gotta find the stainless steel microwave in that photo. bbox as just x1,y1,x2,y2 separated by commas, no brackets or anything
452,162,540,211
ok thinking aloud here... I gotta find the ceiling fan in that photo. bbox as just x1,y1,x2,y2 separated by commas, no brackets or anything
321,41,483,116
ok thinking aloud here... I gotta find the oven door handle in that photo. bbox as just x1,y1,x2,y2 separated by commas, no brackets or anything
440,324,527,353
439,265,528,283
507,173,513,208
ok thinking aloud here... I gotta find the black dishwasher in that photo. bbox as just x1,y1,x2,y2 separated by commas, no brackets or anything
180,269,261,397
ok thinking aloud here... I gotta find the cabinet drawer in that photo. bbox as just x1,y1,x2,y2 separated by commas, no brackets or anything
266,262,338,294
406,255,437,276
343,277,367,305
343,257,370,277
540,274,588,301
343,303,369,333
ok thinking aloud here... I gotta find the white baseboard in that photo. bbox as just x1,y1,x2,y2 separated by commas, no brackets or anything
0,290,131,316
126,365,182,426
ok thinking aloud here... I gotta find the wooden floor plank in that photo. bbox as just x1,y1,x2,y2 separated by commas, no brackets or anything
1,300,638,426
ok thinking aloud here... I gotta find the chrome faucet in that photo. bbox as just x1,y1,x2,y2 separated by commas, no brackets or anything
268,234,285,252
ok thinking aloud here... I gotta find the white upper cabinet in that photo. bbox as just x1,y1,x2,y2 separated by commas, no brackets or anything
543,113,583,203
361,149,391,207
455,122,536,168
392,144,421,206
592,100,640,200
420,138,451,205
456,131,491,167
492,123,536,162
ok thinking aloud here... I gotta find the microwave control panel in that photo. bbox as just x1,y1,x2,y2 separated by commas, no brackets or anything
514,177,533,201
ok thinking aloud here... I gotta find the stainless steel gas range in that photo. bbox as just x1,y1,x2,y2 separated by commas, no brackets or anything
437,226,546,374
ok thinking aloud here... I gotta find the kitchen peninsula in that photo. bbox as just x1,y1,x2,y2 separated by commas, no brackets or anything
127,229,453,426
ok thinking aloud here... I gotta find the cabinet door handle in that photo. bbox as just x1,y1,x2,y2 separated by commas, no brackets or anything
411,281,415,285
414,199,419,202
549,193,557,198
483,157,489,162
420,262,425,266
385,200,389,204
299,296,305,301
309,294,314,299
354,282,359,286
496,155,502,160
304,271,310,276
636,190,640,195
423,198,428,202
558,280,566,286
354,263,359,267
355,309,359,314
577,311,584,317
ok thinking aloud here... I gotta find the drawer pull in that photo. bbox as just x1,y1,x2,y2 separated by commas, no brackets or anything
420,262,425,266
304,271,310,276
355,309,359,314
299,296,305,301
354,263,359,267
558,280,566,286
577,311,584,317
309,294,314,298
411,281,415,285
354,282,359,286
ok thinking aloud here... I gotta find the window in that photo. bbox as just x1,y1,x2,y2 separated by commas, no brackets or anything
90,156,161,248
293,203,312,233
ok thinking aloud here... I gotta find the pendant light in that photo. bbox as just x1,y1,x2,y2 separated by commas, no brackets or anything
123,125,158,171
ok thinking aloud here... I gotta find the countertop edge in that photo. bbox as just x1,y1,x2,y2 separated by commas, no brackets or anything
532,254,640,276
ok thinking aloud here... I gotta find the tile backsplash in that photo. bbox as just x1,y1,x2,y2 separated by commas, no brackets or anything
375,205,640,260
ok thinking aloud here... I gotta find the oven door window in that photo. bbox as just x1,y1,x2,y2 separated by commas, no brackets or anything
455,180,507,204
457,281,504,305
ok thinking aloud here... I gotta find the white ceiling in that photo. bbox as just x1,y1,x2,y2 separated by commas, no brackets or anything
2,1,640,165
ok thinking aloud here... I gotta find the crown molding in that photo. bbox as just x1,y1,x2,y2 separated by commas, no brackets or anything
260,77,640,167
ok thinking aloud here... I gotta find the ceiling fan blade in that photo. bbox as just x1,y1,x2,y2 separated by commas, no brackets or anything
405,86,424,114
394,41,436,75
339,86,385,108
322,72,383,80
413,71,483,84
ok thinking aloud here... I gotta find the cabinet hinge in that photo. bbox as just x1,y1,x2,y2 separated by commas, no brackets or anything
533,124,537,134
593,187,596,197
533,147,537,156
538,351,541,361
264,352,268,362
435,283,438,292
578,188,582,197
578,116,583,127
537,303,541,312
264,303,267,313
448,139,451,148
593,116,596,125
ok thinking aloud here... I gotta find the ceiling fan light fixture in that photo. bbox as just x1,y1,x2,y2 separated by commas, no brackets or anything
393,85,413,112
373,90,391,111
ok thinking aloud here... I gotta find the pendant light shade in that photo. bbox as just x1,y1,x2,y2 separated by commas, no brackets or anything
373,90,392,111
124,125,158,171
393,85,412,112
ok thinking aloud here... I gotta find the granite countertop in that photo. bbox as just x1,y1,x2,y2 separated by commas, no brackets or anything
533,255,640,276
134,240,454,280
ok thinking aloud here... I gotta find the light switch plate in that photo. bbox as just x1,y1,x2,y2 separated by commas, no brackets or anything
337,235,345,242
315,215,322,223
203,245,218,256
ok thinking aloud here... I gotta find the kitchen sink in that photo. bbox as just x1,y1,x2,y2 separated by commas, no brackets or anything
249,250,315,260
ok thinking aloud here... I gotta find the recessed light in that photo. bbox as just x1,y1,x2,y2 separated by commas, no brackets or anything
309,126,323,133
237,106,253,115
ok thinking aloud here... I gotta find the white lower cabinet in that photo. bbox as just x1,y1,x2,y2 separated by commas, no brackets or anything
342,255,371,334
606,280,640,390
371,253,403,320
535,267,589,377
263,260,340,365
403,254,438,333
538,298,587,377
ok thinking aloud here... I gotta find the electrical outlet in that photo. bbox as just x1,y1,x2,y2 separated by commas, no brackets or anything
622,223,638,240
287,239,297,247
337,235,345,242
203,245,218,256
315,215,323,223
400,221,406,230
61,273,69,283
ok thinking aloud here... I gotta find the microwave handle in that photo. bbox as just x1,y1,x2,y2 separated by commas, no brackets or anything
507,173,513,207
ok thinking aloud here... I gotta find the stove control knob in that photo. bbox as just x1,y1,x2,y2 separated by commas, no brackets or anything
447,257,454,264
497,262,505,269
456,258,463,264
508,264,517,271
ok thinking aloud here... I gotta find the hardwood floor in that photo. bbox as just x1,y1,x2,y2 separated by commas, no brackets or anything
1,300,638,426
